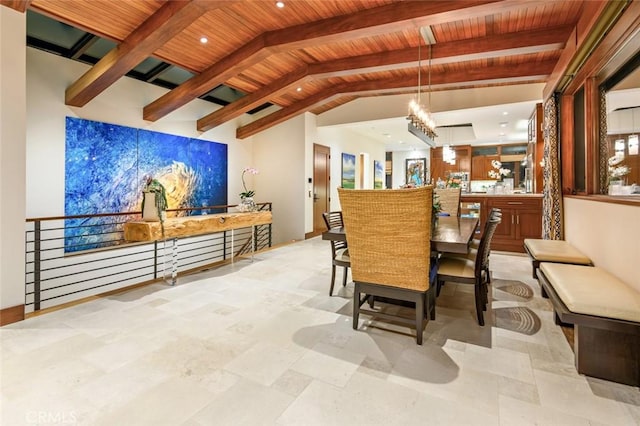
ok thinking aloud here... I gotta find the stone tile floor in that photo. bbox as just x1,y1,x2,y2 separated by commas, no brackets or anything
1,237,638,425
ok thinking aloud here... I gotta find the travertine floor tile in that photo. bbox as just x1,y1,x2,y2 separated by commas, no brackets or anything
1,239,637,425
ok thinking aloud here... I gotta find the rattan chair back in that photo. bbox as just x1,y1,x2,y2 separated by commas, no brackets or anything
434,187,461,216
337,186,432,291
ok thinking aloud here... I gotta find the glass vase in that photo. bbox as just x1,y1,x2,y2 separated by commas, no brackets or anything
238,197,257,212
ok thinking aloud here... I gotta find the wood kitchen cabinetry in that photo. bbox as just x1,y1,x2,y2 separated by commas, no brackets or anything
430,145,471,183
471,154,500,181
460,195,542,252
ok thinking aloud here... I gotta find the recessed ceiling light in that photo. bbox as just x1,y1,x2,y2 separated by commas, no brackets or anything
499,132,505,136
503,111,509,116
500,122,508,128
296,87,302,92
200,37,208,44
276,1,285,8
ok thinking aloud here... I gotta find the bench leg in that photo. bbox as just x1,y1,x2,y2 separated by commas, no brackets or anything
574,324,639,386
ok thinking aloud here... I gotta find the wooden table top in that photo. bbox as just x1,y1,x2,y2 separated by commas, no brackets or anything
322,216,479,254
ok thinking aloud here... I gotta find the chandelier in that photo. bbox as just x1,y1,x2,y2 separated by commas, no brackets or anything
407,30,437,145
442,127,455,165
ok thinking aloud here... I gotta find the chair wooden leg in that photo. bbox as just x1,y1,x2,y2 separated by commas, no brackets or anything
342,266,348,287
428,287,436,320
416,293,425,345
474,284,485,326
353,282,360,330
330,264,337,296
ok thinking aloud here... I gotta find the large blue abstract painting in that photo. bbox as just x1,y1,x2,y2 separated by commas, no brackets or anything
64,117,228,252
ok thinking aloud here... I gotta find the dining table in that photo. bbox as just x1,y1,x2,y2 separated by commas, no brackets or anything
321,215,479,254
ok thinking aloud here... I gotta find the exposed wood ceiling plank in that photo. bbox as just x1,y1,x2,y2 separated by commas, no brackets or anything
65,0,210,107
237,59,556,139
198,25,570,131
0,0,31,13
543,0,611,98
145,0,541,122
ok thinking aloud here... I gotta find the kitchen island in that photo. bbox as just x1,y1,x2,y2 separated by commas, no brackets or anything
460,193,542,252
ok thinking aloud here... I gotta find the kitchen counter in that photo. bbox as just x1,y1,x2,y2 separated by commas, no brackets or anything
462,193,542,197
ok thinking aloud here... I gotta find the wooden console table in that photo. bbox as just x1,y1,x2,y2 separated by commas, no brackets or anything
123,211,272,284
124,211,272,242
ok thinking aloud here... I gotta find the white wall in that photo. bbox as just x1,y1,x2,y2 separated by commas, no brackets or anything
391,149,431,188
252,114,307,243
316,126,386,212
0,8,27,311
564,197,640,292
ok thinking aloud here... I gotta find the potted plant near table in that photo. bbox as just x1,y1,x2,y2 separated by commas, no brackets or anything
141,176,168,237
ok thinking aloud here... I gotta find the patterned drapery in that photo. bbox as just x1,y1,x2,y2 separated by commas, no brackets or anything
542,94,563,240
598,87,609,194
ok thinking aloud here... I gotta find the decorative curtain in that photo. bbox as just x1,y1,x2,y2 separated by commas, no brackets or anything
542,94,563,240
598,87,609,193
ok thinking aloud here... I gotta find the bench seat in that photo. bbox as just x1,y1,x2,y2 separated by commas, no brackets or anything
538,263,640,386
523,238,592,280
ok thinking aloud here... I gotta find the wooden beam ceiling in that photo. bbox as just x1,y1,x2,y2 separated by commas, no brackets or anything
144,0,537,122
11,0,596,139
198,25,571,132
65,0,214,107
236,59,556,139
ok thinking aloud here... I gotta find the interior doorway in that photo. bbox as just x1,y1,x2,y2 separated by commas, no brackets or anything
312,143,331,237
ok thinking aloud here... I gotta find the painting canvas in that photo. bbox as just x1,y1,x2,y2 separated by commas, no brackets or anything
64,117,227,252
374,160,384,189
406,158,426,186
341,153,356,189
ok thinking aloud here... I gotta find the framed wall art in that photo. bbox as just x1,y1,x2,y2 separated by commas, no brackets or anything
341,152,356,189
406,157,426,186
374,160,384,189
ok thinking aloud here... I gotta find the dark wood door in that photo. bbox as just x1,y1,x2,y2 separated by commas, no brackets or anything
313,144,331,234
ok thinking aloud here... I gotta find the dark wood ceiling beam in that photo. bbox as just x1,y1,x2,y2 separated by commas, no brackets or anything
65,0,209,107
237,59,556,139
0,0,31,13
144,34,270,121
197,67,310,131
198,26,569,131
145,0,540,122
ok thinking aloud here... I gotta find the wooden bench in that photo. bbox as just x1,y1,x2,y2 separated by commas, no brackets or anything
523,238,592,296
537,263,640,386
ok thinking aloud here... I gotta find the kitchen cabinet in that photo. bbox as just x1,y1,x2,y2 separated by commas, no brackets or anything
488,197,542,252
430,145,471,183
460,195,542,252
471,155,500,180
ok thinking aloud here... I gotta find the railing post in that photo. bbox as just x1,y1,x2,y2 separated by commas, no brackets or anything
153,240,158,279
223,231,227,259
34,220,41,311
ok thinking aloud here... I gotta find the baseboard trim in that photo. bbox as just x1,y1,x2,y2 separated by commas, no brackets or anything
305,230,323,239
0,304,25,326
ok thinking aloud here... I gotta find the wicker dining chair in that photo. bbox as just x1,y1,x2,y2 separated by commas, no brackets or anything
434,187,461,216
337,186,434,345
322,211,350,296
436,215,501,326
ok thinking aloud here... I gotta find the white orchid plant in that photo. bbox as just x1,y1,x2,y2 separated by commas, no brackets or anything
488,159,511,180
240,167,259,199
607,155,630,181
